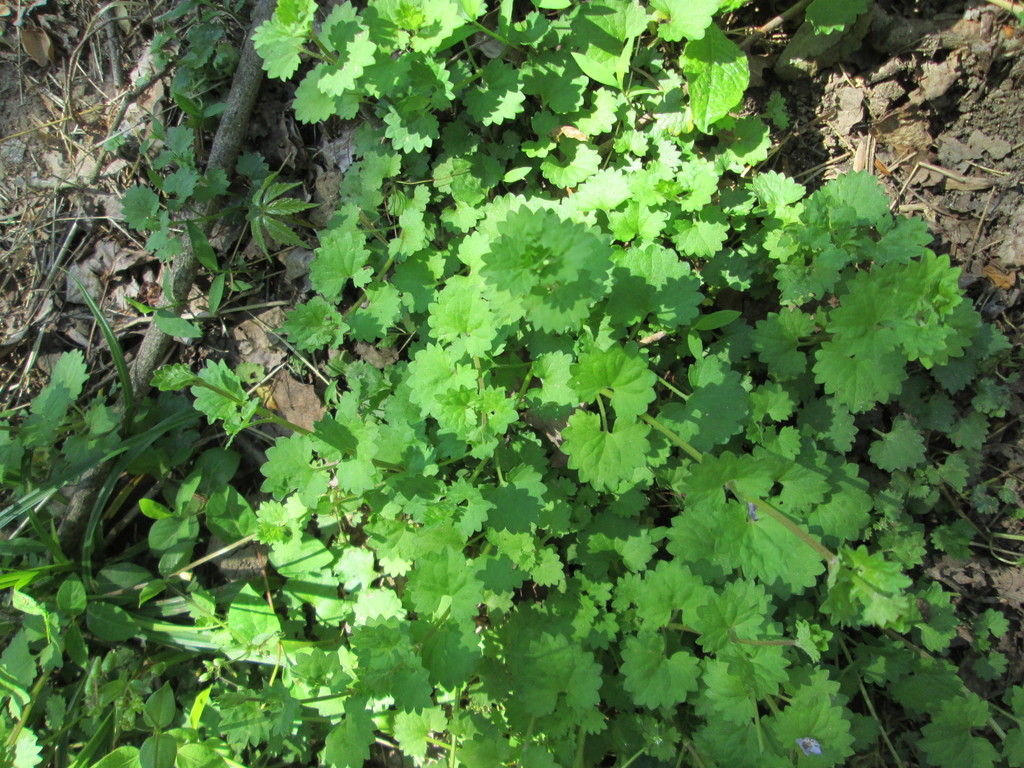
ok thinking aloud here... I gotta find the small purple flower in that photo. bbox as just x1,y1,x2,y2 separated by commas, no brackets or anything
796,737,822,756
747,501,759,522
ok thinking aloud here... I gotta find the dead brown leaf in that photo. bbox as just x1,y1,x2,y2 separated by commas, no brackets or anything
993,567,1024,611
21,26,54,67
834,86,864,137
232,308,287,371
553,125,588,142
983,263,1017,291
873,110,932,155
270,370,325,433
910,56,961,104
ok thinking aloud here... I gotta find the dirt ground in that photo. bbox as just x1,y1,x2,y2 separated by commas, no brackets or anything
0,0,1022,694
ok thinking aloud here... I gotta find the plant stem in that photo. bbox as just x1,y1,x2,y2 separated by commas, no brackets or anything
727,482,838,565
987,0,1024,14
741,0,815,50
639,412,703,462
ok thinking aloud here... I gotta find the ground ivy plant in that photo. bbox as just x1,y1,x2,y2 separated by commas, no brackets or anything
3,1,1021,768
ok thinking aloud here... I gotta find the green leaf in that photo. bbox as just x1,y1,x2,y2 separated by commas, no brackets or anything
153,309,202,340
384,104,440,153
570,343,656,423
87,602,138,642
191,360,257,435
406,546,484,623
621,631,700,709
227,583,282,647
139,734,176,768
252,0,317,80
393,708,448,762
868,417,926,472
919,694,999,768
122,186,160,230
682,23,749,133
89,747,142,768
540,142,601,188
658,356,748,453
672,206,729,257
294,64,355,123
418,621,482,689
162,167,200,201
465,60,526,126
651,0,720,42
768,670,856,766
805,0,871,34
569,0,647,88
143,683,176,730
151,363,196,390
56,578,86,616
823,546,917,630
427,276,498,357
0,631,35,710
280,297,349,351
261,434,330,508
175,744,226,768
324,698,376,768
202,273,224,319
26,350,88,440
753,309,815,379
562,411,652,493
751,170,805,213
813,343,906,414
318,5,375,93
310,216,372,299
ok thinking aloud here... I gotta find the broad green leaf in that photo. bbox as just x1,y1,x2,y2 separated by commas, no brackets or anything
261,434,330,508
57,578,86,616
153,309,202,340
393,707,448,761
621,631,700,709
174,744,225,768
805,0,871,34
89,747,142,768
868,417,926,472
465,60,526,126
122,186,160,230
921,708,1001,768
0,631,35,709
143,683,176,730
813,343,906,414
682,23,749,133
227,583,282,647
651,0,720,42
324,698,375,768
427,276,498,357
767,671,856,766
139,734,176,768
280,297,349,351
570,343,656,423
151,363,196,390
310,219,372,299
87,602,138,642
562,411,651,493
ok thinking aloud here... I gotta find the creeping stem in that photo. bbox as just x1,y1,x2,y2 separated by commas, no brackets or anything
632,405,837,565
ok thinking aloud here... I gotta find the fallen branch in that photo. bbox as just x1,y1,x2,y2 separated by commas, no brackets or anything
58,0,277,554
